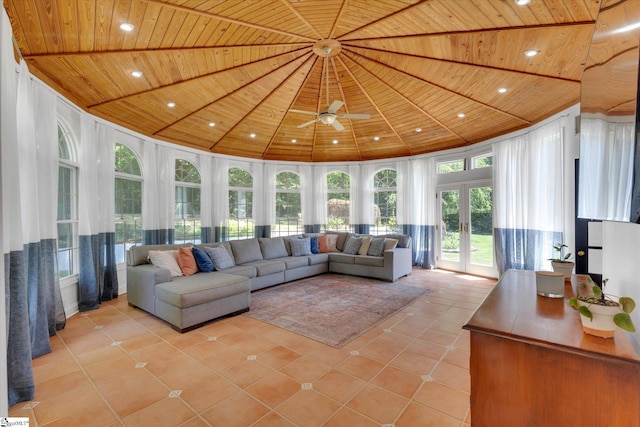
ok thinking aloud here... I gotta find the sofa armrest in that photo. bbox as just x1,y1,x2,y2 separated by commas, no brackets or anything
383,247,413,281
127,264,171,314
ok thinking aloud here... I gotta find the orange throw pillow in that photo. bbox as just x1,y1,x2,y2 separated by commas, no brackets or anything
318,234,330,253
178,246,199,276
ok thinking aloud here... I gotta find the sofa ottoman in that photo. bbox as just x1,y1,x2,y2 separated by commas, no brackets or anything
154,272,251,332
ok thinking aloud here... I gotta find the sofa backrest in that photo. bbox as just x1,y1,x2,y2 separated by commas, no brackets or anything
127,244,184,266
380,234,412,249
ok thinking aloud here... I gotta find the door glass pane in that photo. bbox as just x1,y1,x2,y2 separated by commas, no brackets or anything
470,186,493,267
441,189,460,262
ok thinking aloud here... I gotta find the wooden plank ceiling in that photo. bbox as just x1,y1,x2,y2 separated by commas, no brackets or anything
5,0,601,162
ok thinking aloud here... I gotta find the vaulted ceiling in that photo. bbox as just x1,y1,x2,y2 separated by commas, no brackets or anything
5,0,600,162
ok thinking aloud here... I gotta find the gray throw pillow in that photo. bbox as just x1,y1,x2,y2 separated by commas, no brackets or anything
205,246,235,270
343,236,363,254
290,237,312,256
367,237,386,257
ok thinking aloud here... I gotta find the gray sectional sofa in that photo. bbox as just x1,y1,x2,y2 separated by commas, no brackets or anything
126,232,412,332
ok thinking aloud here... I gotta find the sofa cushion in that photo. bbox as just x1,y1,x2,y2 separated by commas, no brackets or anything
327,234,339,252
155,273,249,309
326,231,349,251
355,256,385,267
307,253,329,265
244,260,286,276
259,237,288,260
281,256,309,270
148,250,183,277
223,265,257,279
178,246,199,276
205,246,235,271
381,234,412,249
192,247,214,272
343,236,363,254
290,237,312,256
329,253,355,264
230,239,263,264
310,236,320,254
367,237,386,257
358,236,372,255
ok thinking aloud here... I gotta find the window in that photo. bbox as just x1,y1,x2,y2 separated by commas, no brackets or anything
373,169,398,235
437,159,465,174
472,153,493,169
57,124,78,278
175,159,201,244
114,143,142,263
274,171,302,236
327,171,350,232
228,167,253,240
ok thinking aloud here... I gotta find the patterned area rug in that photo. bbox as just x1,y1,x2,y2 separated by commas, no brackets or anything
244,274,430,348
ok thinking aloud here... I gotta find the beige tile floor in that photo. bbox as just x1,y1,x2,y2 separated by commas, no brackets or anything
9,268,495,426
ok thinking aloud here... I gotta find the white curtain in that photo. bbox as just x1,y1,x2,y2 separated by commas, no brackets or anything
212,157,229,241
141,143,175,243
199,154,213,242
493,120,565,274
578,118,634,221
311,164,328,229
3,49,65,405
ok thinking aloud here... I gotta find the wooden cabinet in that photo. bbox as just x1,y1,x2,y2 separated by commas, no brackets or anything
463,270,640,427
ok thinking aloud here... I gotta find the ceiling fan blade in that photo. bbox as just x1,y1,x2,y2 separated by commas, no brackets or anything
289,109,318,116
297,119,319,128
337,114,370,120
328,100,344,113
332,119,345,131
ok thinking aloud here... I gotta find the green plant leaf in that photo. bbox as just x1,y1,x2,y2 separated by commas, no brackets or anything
619,297,636,314
569,297,579,309
614,313,636,332
578,305,593,321
592,285,603,299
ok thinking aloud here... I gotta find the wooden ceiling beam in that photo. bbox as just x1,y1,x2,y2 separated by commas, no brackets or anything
330,58,363,160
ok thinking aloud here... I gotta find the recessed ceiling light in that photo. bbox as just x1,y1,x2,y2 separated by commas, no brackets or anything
167,102,176,108
332,140,338,144
250,133,256,138
131,71,142,78
208,122,215,127
415,128,422,132
458,113,465,118
498,87,508,93
291,139,297,143
525,49,538,57
514,0,530,5
374,136,380,141
120,23,134,32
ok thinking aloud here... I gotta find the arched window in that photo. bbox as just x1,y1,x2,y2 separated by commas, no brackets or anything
373,168,398,235
228,167,253,240
175,159,201,244
57,123,78,278
327,171,350,232
275,171,302,236
114,143,143,263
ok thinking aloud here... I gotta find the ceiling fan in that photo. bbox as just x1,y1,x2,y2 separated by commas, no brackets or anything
290,46,370,131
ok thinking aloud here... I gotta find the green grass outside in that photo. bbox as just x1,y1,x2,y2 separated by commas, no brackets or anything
441,232,494,266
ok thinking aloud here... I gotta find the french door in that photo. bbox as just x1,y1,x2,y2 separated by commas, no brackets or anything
437,182,496,277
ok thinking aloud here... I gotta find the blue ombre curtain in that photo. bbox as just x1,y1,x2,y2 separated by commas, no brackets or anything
397,158,437,268
3,43,66,407
493,120,566,275
77,119,119,311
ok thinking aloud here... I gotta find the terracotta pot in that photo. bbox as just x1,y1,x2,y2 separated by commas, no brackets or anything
551,261,574,281
577,299,621,338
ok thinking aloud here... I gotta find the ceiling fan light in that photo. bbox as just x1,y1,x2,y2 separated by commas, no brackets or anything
320,113,336,125
514,0,530,5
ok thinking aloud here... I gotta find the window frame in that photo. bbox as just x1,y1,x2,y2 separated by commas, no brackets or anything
274,171,302,237
114,143,143,264
227,167,254,240
326,170,351,232
372,168,398,236
174,159,202,244
57,123,79,279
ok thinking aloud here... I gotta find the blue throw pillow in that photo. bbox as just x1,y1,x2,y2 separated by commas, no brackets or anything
192,247,214,272
310,236,320,254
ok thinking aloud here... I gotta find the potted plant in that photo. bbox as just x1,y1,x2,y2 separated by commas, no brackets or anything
569,277,636,338
549,243,574,280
